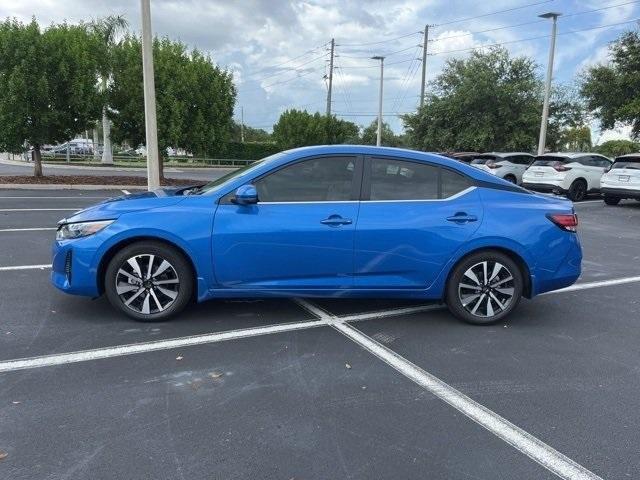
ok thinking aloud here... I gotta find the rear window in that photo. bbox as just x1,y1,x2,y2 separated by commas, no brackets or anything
470,155,498,165
612,157,640,170
531,156,569,166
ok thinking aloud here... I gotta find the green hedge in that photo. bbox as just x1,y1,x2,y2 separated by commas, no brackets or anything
216,141,280,160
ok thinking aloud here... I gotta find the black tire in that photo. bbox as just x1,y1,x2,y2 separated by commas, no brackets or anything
504,174,517,184
604,195,621,206
445,251,523,325
567,179,587,202
105,241,194,322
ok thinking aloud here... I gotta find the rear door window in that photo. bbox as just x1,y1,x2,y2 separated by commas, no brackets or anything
470,155,497,165
369,158,439,200
441,168,473,198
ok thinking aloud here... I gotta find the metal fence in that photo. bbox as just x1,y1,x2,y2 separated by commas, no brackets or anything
24,152,254,167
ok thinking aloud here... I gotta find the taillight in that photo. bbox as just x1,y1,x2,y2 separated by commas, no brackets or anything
547,213,578,232
486,160,500,169
553,162,571,172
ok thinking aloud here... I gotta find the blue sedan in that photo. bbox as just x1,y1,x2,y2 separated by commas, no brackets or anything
51,145,582,325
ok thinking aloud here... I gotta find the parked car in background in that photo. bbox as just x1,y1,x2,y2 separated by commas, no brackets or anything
522,152,612,201
470,152,534,184
600,153,640,205
52,145,581,326
440,152,480,163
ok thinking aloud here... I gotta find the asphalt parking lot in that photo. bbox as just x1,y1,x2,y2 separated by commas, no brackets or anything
1,189,639,479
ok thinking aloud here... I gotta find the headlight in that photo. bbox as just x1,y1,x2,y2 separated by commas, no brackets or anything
56,220,114,240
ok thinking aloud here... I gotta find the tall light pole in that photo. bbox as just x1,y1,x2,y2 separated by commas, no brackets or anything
140,0,161,190
537,12,561,156
372,56,385,147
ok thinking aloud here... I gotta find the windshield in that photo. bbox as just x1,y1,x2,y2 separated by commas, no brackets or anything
611,157,640,170
196,152,285,194
531,156,569,167
470,155,497,165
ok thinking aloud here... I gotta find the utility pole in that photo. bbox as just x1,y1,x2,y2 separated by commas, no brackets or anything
420,25,430,108
372,56,385,147
140,0,161,190
240,106,245,143
537,12,561,156
326,38,335,116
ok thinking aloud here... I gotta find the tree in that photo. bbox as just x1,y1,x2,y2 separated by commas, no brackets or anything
108,36,236,177
594,139,640,158
0,19,102,176
581,30,640,139
361,121,401,146
231,122,271,143
90,15,128,164
556,126,592,151
402,48,585,153
272,110,358,149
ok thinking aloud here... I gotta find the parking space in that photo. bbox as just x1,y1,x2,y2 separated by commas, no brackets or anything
1,189,639,479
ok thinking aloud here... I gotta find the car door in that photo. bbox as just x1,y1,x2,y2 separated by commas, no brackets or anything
578,156,602,190
212,155,362,290
353,156,483,289
514,155,533,183
592,156,612,190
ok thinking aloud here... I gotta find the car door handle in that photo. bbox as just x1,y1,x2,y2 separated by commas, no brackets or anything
446,213,478,224
321,215,353,227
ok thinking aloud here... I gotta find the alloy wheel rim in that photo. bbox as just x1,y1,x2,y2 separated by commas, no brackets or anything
115,254,180,315
458,260,515,318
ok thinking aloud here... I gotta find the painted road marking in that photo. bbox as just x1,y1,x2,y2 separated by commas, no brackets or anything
121,189,131,195
545,276,640,294
0,320,328,373
295,299,602,480
0,264,51,271
0,227,57,232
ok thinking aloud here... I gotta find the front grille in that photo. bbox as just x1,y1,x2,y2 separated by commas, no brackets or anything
64,250,72,284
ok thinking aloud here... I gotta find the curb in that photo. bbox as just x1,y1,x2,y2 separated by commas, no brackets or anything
0,184,146,190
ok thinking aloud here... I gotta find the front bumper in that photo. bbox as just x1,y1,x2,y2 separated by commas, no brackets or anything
51,237,101,297
601,187,640,199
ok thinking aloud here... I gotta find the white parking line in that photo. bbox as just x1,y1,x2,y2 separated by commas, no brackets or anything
121,189,131,195
295,299,602,480
0,227,57,232
546,276,640,294
0,208,79,212
0,319,328,373
0,264,51,271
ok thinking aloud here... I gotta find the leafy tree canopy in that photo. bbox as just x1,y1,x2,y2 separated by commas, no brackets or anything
0,18,103,175
361,120,407,147
231,122,272,143
581,30,640,139
403,48,586,153
593,139,640,158
272,110,359,149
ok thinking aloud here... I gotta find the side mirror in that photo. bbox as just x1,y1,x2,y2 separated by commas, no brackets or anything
234,184,258,205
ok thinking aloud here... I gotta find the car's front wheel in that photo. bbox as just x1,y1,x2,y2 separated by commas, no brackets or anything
105,241,193,321
445,251,523,325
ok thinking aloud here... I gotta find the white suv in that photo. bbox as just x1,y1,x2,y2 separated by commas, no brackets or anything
469,152,534,184
600,153,640,205
522,153,612,201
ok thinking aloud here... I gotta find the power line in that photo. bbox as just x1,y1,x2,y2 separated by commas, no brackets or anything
244,52,328,83
435,0,554,27
429,0,640,44
241,67,322,92
338,57,419,69
337,31,421,47
429,18,640,56
243,41,329,78
337,43,422,59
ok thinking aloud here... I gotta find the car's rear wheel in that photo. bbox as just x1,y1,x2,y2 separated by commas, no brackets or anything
445,251,523,325
604,195,621,206
105,241,193,321
504,174,517,184
567,179,587,202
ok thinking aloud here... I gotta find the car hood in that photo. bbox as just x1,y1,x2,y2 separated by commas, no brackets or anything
60,187,190,223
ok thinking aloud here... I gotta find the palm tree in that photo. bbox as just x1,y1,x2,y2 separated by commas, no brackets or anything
91,15,128,165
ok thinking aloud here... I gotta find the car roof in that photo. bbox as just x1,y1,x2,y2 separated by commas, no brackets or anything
537,152,605,159
482,152,533,158
616,153,640,159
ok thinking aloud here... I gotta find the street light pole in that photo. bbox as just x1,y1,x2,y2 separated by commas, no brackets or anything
537,12,561,156
372,56,385,147
140,0,161,191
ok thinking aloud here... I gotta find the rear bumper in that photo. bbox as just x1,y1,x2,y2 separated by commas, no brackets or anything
523,182,566,194
531,233,582,296
601,187,640,199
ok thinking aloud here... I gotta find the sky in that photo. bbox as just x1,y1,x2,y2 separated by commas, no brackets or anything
2,0,639,142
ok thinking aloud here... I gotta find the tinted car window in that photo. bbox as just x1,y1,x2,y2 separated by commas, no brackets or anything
532,156,569,166
612,157,640,169
369,158,438,200
515,155,534,165
441,168,473,198
470,155,497,165
255,156,356,202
